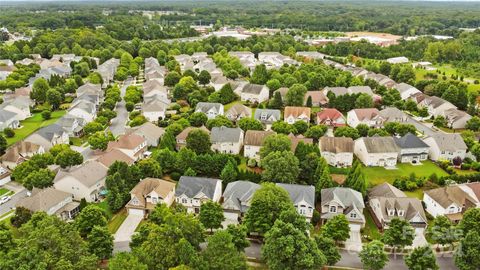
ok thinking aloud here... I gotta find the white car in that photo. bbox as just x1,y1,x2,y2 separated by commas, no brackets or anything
0,196,11,205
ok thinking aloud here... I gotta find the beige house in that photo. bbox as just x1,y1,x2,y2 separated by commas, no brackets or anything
1,141,45,169
126,178,176,216
243,130,275,161
211,126,244,155
240,83,269,103
225,103,252,122
423,133,467,162
107,134,148,161
284,106,311,124
16,188,79,221
175,176,222,214
347,108,384,128
319,137,354,167
354,136,398,167
126,122,165,147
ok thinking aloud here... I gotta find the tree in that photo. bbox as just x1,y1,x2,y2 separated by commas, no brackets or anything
55,149,83,168
344,161,367,195
433,115,447,128
226,224,250,251
321,214,350,243
186,129,211,154
46,89,62,110
356,123,370,137
314,157,334,192
334,126,360,139
84,121,104,135
188,112,208,127
31,78,49,103
87,225,113,260
262,151,300,184
466,116,480,131
285,84,307,106
165,71,181,87
209,83,237,104
269,91,284,109
244,183,294,234
41,110,51,120
88,131,113,151
426,215,459,249
271,120,297,134
382,218,415,254
355,93,374,108
262,220,326,270
137,158,163,178
206,115,234,129
199,201,225,232
159,131,176,150
259,134,291,159
459,208,480,236
198,70,211,85
10,206,32,228
109,252,147,270
75,204,108,237
359,240,388,270
454,231,480,270
0,134,7,155
305,125,327,141
250,64,269,85
315,235,340,266
405,246,439,270
201,230,247,270
220,160,237,185
238,118,264,131
292,121,308,135
23,168,55,190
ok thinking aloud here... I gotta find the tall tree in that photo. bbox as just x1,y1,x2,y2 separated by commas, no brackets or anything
454,231,480,270
382,218,415,255
226,224,250,252
259,134,291,159
109,252,147,270
321,214,350,244
426,215,459,249
314,235,341,266
75,205,108,238
459,208,480,236
261,151,300,184
199,201,225,232
186,129,211,154
405,246,439,270
220,160,238,186
201,230,247,270
250,64,269,85
285,84,308,106
87,225,113,260
344,161,367,195
359,240,388,270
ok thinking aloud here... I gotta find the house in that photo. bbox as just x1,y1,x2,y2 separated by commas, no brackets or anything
0,109,19,131
319,137,354,167
323,87,348,97
243,130,275,161
175,126,210,150
394,133,429,164
419,96,457,117
126,178,176,216
423,183,480,222
107,134,148,161
296,51,326,60
67,100,97,122
16,188,79,221
316,108,346,127
354,136,399,167
0,141,44,169
304,91,328,107
225,103,252,122
368,183,427,246
347,108,384,128
126,122,165,147
209,74,229,91
211,126,244,155
222,181,260,226
143,80,168,99
379,107,409,123
423,133,467,162
273,87,289,100
195,102,224,119
97,58,120,86
258,52,298,69
53,161,108,202
394,83,422,100
348,86,374,97
0,166,11,186
57,114,86,137
284,106,311,124
444,108,472,130
25,124,69,151
240,83,269,103
288,133,314,151
96,148,135,167
386,56,409,64
0,96,32,121
321,187,365,249
142,99,168,122
175,176,222,214
277,183,315,221
77,83,102,97
254,109,281,130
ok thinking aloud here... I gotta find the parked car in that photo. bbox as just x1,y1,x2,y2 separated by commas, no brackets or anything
0,196,11,205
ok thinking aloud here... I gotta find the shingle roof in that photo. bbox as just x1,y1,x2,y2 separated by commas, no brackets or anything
379,107,408,122
0,109,16,122
425,185,478,209
425,133,467,152
304,91,328,104
348,86,373,96
222,181,260,212
97,149,135,167
369,183,406,198
226,103,252,119
394,133,429,149
254,109,281,123
276,183,315,206
284,106,311,119
351,108,380,121
175,176,221,199
211,126,243,143
107,134,146,151
176,126,210,141
1,141,42,163
129,178,176,208
54,161,108,188
325,87,348,96
244,130,275,146
16,188,72,212
321,187,365,209
359,136,398,153
195,102,223,113
242,83,266,95
34,124,65,141
320,137,354,153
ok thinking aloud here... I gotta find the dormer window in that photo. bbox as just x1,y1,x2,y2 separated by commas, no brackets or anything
329,206,336,213
182,198,187,204
350,213,357,218
387,209,395,216
398,210,404,216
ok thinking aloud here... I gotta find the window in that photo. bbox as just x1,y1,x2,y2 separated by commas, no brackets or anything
398,210,404,216
152,197,158,203
388,209,395,216
182,198,187,204
350,213,357,218
329,206,336,213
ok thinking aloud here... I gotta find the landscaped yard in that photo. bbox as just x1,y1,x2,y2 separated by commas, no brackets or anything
107,209,128,234
3,110,66,146
363,209,381,241
69,136,88,147
0,188,9,197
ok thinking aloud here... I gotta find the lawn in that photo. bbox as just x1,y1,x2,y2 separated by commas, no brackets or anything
0,188,9,197
362,160,448,187
96,200,113,218
363,209,381,241
107,209,128,234
414,64,480,93
69,136,88,147
3,110,66,146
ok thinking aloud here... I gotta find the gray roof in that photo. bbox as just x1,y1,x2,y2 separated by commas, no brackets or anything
195,102,223,113
254,109,281,124
359,136,398,153
379,107,408,122
321,187,365,210
57,114,86,130
276,183,315,206
16,188,72,212
395,83,420,95
211,126,243,143
0,109,17,122
424,96,454,109
54,160,108,188
425,133,467,152
348,86,373,96
319,137,354,153
34,124,65,141
325,87,348,96
242,83,266,95
222,181,260,213
394,133,429,149
175,176,221,199
369,183,406,198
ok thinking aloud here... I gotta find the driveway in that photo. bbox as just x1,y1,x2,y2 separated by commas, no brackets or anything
109,78,132,136
114,213,143,243
0,188,27,216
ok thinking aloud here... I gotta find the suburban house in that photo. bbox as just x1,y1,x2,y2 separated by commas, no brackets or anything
77,83,102,97
142,99,168,122
210,126,244,155
323,87,348,97
304,91,329,107
243,130,275,161
25,124,69,151
222,181,260,226
319,137,354,167
225,103,252,122
16,188,79,221
0,141,45,169
209,74,229,91
53,161,108,202
97,148,135,168
57,114,86,137
368,183,428,246
240,83,269,103
423,183,480,222
195,102,224,119
379,107,409,123
423,133,467,162
444,108,472,130
126,178,176,216
126,122,165,147
419,96,457,117
354,136,399,167
68,100,97,122
348,86,374,97
277,183,315,221
107,133,148,161
254,109,281,130
97,58,120,87
394,83,422,100
284,106,311,124
320,187,365,250
273,87,289,100
387,56,409,64
394,133,430,164
316,108,346,127
258,52,298,69
0,109,19,131
143,80,168,99
175,176,222,214
175,126,210,150
0,96,32,121
288,133,314,151
229,51,258,70
0,166,11,186
347,108,384,128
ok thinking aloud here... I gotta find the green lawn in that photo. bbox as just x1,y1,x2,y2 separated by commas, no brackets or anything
108,209,128,234
0,188,9,197
69,136,88,147
96,200,113,218
3,110,66,146
363,209,381,241
414,64,480,93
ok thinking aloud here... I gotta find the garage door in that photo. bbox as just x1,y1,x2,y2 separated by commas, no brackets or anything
128,208,145,216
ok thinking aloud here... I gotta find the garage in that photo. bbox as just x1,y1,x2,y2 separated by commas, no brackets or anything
128,208,145,216
345,224,362,252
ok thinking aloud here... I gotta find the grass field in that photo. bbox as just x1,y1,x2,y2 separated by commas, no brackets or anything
108,209,128,234
414,64,480,92
3,110,66,146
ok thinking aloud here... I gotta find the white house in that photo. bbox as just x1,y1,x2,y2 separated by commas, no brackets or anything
284,106,311,124
423,133,467,162
0,96,32,121
319,137,354,167
240,83,269,103
210,126,244,155
254,109,281,130
25,124,69,151
53,161,108,202
195,102,224,119
277,183,315,221
394,133,430,164
126,178,176,216
0,110,19,131
347,108,384,128
386,56,409,64
142,99,168,122
222,181,260,226
225,103,252,122
419,96,457,117
68,100,97,123
107,134,148,161
394,83,422,100
354,136,398,167
444,108,472,130
175,176,222,214
243,130,275,161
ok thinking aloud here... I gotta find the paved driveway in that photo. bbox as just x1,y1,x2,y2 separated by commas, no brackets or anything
109,78,132,136
0,188,27,216
114,213,143,243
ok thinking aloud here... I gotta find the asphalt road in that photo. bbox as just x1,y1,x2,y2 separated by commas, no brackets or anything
109,78,132,136
0,188,28,216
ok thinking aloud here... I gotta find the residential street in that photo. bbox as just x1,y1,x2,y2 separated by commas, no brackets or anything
109,78,132,136
0,188,27,216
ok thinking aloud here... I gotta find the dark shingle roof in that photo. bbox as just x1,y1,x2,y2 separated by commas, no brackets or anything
175,176,221,199
394,133,429,149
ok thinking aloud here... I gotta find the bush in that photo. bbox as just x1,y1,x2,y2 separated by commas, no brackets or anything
125,101,134,112
41,110,51,120
170,172,181,181
311,210,321,225
3,128,15,138
247,158,257,167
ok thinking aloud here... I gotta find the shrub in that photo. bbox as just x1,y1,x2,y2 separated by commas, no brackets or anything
170,172,181,181
247,158,257,167
3,128,15,138
41,110,51,120
125,101,134,112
